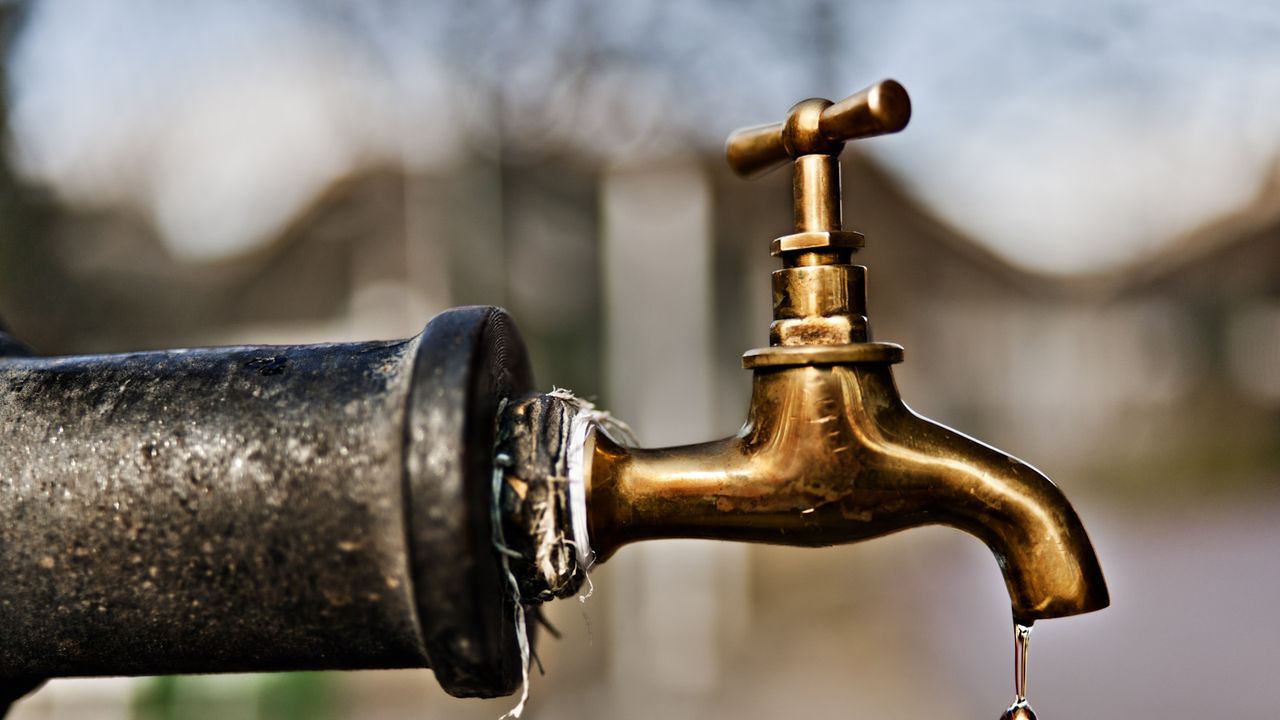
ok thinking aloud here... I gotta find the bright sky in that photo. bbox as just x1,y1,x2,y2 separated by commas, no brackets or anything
8,0,1280,273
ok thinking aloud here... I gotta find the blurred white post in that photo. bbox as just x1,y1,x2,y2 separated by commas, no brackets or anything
601,161,748,717
10,678,144,720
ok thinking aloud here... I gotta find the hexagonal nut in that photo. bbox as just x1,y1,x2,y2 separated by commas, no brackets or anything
769,230,865,256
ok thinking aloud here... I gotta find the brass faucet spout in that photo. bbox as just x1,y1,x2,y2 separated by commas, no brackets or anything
585,363,1109,623
577,77,1107,626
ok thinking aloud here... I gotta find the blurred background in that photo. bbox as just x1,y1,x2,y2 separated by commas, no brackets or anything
0,0,1277,718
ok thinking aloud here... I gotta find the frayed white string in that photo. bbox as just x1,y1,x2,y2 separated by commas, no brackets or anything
491,405,530,720
547,386,636,602
490,389,634,719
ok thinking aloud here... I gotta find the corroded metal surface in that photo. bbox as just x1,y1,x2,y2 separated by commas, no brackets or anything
496,394,587,603
0,306,532,700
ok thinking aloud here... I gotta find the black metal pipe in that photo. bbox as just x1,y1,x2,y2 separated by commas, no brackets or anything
0,306,533,700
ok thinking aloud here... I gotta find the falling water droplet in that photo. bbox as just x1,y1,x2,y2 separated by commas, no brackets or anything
999,703,1037,720
998,622,1037,720
1014,622,1031,703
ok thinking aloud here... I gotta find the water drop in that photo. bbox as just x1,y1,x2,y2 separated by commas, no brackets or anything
999,702,1037,720
1014,622,1031,703
998,622,1037,719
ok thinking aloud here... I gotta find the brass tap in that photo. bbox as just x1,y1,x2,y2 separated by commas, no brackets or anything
584,80,1109,623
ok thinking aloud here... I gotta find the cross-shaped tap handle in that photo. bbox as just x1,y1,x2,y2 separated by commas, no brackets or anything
725,79,911,178
725,80,910,246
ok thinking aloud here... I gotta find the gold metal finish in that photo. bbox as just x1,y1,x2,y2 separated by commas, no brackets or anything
742,343,901,368
586,79,1110,624
724,79,911,179
768,230,863,256
794,153,842,232
586,363,1109,623
769,263,869,345
728,80,918,349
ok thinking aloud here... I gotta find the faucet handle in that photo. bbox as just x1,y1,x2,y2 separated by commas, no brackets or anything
726,79,911,240
725,79,911,178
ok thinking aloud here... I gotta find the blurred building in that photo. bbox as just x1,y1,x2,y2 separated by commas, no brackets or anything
6,148,1276,489
3,2,1280,719
4,142,1279,720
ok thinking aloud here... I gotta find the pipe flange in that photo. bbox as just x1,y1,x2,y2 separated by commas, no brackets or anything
741,342,904,369
404,306,535,698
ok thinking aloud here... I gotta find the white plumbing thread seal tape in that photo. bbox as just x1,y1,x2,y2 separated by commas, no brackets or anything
489,389,635,717
548,388,636,579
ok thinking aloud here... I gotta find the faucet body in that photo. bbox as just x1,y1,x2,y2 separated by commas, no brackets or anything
587,358,1108,623
581,79,1109,623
